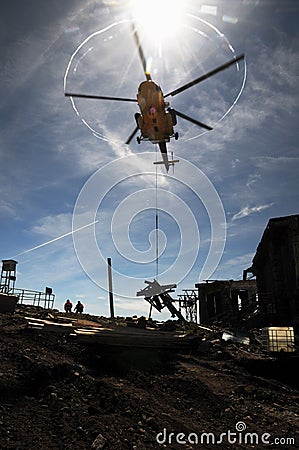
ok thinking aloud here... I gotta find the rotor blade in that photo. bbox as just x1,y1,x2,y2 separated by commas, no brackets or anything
174,109,213,130
65,92,137,102
125,125,139,145
165,54,245,98
131,24,151,81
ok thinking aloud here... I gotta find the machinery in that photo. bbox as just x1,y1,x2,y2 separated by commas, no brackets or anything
137,279,185,321
65,25,244,171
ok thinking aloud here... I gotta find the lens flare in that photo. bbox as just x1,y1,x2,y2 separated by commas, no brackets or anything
72,152,227,296
130,0,185,39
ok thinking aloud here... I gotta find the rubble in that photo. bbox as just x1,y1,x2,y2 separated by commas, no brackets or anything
0,305,298,449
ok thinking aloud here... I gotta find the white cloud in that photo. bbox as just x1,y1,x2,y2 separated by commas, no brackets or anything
213,252,255,280
232,203,274,221
254,156,299,170
0,200,19,220
32,213,72,237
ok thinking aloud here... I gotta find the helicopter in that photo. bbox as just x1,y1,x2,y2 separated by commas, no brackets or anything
65,26,244,171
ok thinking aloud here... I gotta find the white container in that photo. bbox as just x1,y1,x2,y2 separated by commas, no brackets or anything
261,327,295,353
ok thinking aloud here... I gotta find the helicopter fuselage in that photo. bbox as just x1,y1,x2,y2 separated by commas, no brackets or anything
135,80,176,144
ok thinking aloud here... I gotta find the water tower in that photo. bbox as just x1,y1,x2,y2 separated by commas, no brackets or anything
0,259,18,294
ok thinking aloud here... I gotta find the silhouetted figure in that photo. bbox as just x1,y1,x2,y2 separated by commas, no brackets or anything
64,299,72,313
74,301,84,314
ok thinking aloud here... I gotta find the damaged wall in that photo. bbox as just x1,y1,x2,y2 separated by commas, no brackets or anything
250,214,299,326
195,280,257,323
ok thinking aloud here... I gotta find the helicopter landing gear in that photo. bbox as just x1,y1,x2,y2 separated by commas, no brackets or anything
167,107,177,126
135,113,141,128
174,132,179,140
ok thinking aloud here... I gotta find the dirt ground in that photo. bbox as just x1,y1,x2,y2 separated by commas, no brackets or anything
0,305,298,450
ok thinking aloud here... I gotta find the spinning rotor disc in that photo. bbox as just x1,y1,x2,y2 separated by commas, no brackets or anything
64,15,246,145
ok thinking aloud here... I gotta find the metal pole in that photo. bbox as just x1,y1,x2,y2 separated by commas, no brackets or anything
107,258,115,320
149,303,153,319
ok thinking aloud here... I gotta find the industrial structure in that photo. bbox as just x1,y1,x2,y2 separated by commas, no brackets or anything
194,279,257,324
137,279,257,325
137,280,185,321
244,214,299,327
0,259,55,311
142,214,299,329
177,290,198,323
176,214,299,328
0,259,18,294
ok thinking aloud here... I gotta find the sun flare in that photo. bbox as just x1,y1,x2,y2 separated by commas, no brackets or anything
130,0,185,40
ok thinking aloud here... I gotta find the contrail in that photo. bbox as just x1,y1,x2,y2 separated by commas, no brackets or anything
16,220,99,256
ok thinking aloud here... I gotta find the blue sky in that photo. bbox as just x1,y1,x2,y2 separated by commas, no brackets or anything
1,0,298,319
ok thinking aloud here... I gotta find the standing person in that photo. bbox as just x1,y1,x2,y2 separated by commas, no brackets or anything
64,299,72,313
74,300,84,314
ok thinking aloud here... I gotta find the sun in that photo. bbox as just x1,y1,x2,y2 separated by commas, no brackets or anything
130,0,185,40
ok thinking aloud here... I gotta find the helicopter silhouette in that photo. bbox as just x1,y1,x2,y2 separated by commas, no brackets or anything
65,25,244,171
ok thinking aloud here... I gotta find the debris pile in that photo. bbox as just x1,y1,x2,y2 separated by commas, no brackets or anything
0,305,298,449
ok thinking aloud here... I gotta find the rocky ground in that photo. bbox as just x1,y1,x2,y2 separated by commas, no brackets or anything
0,305,298,449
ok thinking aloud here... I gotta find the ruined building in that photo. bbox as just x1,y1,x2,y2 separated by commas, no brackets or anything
195,279,257,324
245,214,299,327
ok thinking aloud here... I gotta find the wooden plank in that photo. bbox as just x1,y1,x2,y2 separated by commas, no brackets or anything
74,327,196,349
43,322,73,332
27,322,44,329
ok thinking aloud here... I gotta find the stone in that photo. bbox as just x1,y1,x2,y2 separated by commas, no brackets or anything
91,433,106,449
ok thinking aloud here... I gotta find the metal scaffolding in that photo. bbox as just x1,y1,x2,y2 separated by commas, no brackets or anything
177,289,198,323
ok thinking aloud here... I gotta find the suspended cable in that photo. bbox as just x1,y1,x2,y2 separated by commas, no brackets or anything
155,144,159,280
149,146,159,320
